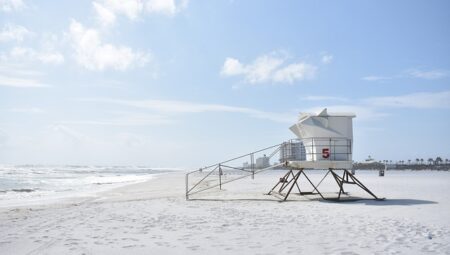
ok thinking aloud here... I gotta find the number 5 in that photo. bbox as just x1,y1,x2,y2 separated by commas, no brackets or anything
322,148,330,159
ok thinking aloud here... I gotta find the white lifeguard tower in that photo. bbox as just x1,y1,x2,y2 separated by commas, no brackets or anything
268,108,380,201
185,108,381,201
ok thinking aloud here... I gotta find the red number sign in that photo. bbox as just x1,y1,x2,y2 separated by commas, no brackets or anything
322,148,330,159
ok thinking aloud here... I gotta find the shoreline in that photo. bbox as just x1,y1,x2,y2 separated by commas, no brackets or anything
0,171,172,211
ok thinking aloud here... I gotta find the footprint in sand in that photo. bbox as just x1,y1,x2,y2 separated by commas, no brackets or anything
187,245,200,251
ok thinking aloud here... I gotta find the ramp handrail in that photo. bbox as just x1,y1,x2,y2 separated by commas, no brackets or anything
185,142,284,199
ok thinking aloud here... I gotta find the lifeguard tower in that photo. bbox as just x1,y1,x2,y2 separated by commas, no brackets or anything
267,108,380,201
185,108,381,201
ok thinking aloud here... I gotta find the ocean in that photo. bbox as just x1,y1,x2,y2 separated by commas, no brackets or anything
0,165,168,207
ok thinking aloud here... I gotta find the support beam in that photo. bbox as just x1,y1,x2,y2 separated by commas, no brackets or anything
268,168,379,201
283,169,302,201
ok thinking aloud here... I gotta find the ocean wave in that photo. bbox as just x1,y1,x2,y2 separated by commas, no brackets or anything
11,188,36,193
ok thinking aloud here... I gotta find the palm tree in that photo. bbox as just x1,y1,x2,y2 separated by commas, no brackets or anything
428,158,433,165
408,159,411,165
420,158,424,165
416,158,420,165
435,157,443,165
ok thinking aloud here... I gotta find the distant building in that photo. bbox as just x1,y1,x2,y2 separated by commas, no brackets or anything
280,141,306,163
256,155,270,169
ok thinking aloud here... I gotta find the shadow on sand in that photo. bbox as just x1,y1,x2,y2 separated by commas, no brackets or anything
320,198,437,206
187,196,437,206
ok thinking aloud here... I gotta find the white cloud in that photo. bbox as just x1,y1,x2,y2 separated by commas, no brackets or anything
0,0,25,12
92,0,188,24
8,107,44,113
406,69,448,80
321,54,333,64
59,112,173,126
146,0,188,16
303,91,450,122
9,47,64,65
273,63,317,83
93,2,116,27
221,57,244,76
68,20,149,71
0,64,43,76
0,74,49,88
0,63,49,88
244,55,284,83
0,23,31,42
362,75,392,81
97,0,143,20
146,0,176,15
363,68,448,82
302,95,348,102
221,53,317,84
78,98,295,123
365,91,450,109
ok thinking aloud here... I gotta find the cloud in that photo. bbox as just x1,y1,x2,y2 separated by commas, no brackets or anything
0,23,31,42
0,64,43,76
301,95,348,102
0,64,49,88
321,54,333,64
147,0,188,15
7,107,44,113
303,90,450,122
0,74,49,88
0,0,25,12
59,112,173,126
406,69,448,80
273,63,317,83
95,0,143,21
93,2,116,27
363,68,448,82
221,53,317,84
146,0,176,15
92,0,188,26
221,58,244,76
68,20,149,71
9,47,64,65
362,75,392,81
78,98,295,123
364,91,450,109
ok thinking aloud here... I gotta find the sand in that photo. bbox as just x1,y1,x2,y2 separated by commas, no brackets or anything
0,170,449,254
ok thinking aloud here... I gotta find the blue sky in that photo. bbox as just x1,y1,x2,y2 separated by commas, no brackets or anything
0,0,449,167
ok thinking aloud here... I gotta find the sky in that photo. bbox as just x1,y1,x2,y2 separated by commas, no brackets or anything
0,0,449,168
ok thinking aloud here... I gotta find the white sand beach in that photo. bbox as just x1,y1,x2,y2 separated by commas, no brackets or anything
1,170,449,254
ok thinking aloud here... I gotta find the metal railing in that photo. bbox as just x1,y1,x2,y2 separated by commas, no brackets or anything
185,143,283,199
185,137,353,199
284,137,352,162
